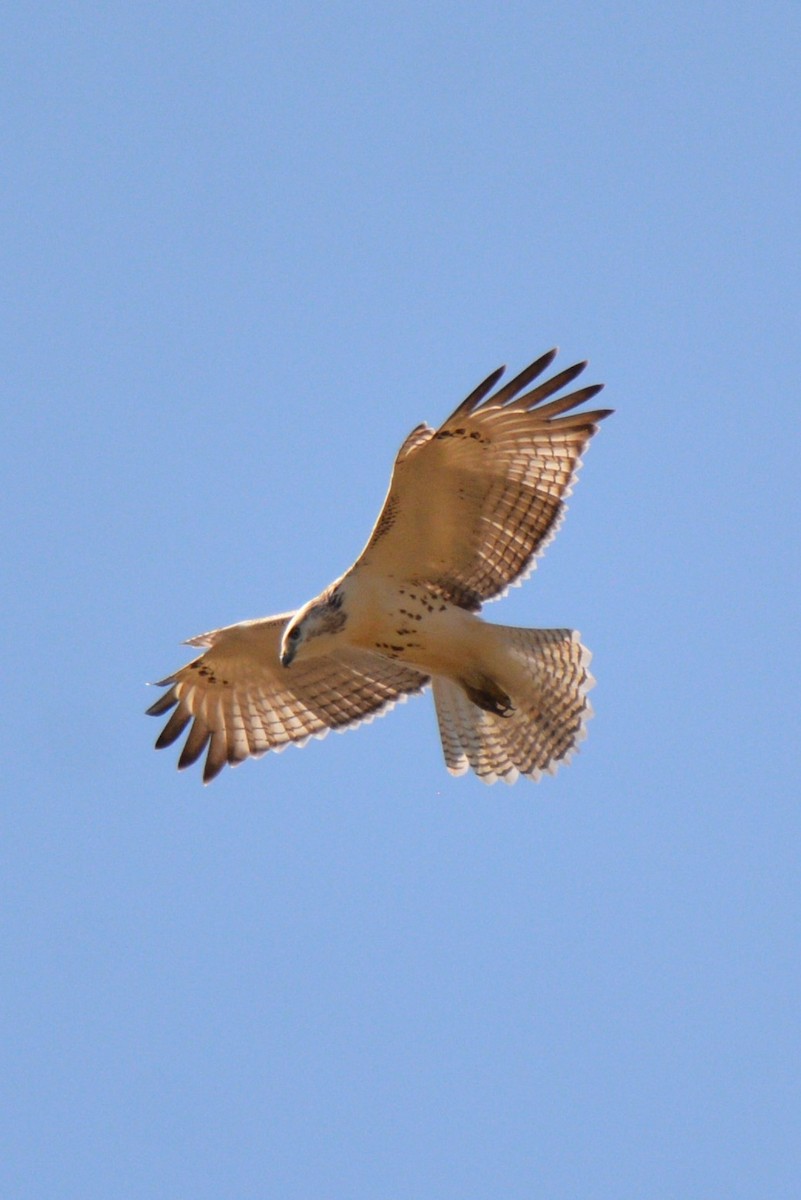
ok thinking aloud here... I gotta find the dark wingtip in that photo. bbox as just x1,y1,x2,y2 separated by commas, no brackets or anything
154,707,191,749
177,722,211,770
146,689,179,717
202,756,226,785
486,348,561,408
448,364,506,420
507,359,593,412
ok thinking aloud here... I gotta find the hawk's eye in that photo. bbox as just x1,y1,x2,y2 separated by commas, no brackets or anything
288,627,301,641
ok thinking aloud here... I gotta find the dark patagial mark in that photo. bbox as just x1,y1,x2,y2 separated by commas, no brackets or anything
367,496,398,548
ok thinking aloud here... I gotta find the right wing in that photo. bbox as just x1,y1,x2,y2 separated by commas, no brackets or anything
146,615,429,783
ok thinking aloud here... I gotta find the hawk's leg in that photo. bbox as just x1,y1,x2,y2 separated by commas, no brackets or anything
462,676,515,718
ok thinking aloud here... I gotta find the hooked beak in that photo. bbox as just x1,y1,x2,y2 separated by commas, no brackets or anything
280,643,295,669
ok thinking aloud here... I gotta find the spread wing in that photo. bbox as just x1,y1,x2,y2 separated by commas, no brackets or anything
355,349,612,610
146,615,429,783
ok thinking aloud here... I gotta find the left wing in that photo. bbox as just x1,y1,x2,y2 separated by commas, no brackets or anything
355,349,612,610
146,615,429,783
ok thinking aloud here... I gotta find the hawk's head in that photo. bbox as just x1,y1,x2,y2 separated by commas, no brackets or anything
280,586,347,667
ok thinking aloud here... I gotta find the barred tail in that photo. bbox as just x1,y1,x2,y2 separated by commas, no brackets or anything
432,628,595,784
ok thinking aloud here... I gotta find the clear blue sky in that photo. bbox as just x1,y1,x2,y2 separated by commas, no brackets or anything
3,4,800,1197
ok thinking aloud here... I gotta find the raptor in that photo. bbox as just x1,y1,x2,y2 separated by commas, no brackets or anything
147,349,612,784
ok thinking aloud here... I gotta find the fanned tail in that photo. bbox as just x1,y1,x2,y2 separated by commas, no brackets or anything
432,628,595,784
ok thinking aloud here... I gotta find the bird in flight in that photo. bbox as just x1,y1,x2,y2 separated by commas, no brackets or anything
147,348,612,785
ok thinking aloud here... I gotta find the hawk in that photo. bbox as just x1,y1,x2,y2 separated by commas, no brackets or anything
147,349,612,784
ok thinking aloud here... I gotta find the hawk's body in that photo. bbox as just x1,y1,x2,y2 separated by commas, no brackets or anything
148,349,611,784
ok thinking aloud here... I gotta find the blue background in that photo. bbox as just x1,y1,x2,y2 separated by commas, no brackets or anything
4,4,800,1197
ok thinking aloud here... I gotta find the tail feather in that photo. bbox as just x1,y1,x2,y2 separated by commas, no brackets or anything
432,628,595,784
